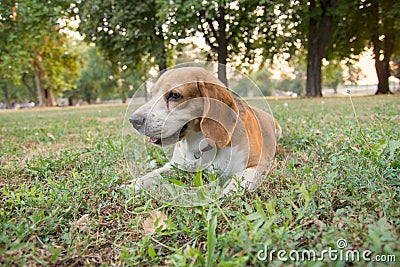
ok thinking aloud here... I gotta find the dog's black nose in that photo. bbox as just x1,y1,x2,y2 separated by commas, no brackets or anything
129,114,146,130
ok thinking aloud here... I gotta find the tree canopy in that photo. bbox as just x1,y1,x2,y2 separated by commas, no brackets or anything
76,0,169,72
1,0,399,106
362,0,400,94
159,0,279,85
0,0,80,106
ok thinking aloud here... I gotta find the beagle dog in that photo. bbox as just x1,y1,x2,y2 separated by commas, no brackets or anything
129,67,281,195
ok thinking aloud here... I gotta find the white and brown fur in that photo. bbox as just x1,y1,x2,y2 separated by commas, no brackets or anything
128,67,281,195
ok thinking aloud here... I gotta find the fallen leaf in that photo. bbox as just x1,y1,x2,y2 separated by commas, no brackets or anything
142,218,156,235
46,132,55,140
142,210,168,235
75,214,89,227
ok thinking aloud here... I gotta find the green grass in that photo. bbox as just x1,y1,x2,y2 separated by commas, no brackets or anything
1,95,399,266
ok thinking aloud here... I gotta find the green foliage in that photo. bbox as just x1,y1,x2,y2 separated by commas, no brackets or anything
68,46,115,103
277,0,364,60
159,0,278,70
2,0,397,104
76,0,168,71
274,0,372,96
38,36,81,93
250,69,276,96
358,0,400,93
234,58,306,96
0,0,80,105
339,0,400,59
322,60,344,91
235,68,276,96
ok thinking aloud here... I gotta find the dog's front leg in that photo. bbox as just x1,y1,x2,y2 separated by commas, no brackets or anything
131,163,172,191
222,168,262,195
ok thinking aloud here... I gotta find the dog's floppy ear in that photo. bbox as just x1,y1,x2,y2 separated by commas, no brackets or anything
197,81,239,148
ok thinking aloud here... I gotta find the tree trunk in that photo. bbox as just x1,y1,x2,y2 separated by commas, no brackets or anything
121,91,127,103
217,5,228,86
305,0,336,97
374,59,391,94
371,28,394,94
157,31,168,75
3,81,11,109
22,72,38,104
34,69,56,106
306,49,323,97
43,88,56,106
84,86,92,104
217,48,227,86
333,85,338,94
34,69,43,106
158,51,167,74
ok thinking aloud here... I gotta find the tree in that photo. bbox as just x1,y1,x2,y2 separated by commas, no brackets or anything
304,0,338,97
173,43,208,66
365,0,399,94
31,35,80,106
71,46,115,104
283,51,308,95
326,0,400,94
76,0,169,74
0,0,80,106
234,67,276,96
276,0,367,97
343,61,364,86
159,0,277,85
117,59,153,102
0,3,29,107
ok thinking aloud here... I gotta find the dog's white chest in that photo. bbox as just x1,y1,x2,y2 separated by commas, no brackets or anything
170,131,247,176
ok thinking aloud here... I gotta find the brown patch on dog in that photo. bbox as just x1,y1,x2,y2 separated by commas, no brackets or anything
197,82,239,148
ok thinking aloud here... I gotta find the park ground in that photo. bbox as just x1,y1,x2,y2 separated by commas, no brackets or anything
0,95,399,266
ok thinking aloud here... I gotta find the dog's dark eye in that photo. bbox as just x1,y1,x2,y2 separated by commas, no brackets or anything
167,92,182,101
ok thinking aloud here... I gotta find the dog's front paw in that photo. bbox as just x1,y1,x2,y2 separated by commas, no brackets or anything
122,174,160,191
132,179,147,191
120,179,146,192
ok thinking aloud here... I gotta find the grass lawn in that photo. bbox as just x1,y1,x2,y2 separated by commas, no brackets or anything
1,95,399,266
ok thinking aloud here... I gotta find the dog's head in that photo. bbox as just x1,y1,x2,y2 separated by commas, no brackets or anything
129,67,239,147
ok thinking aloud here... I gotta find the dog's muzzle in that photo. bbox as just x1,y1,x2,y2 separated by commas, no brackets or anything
129,113,189,145
129,114,146,131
